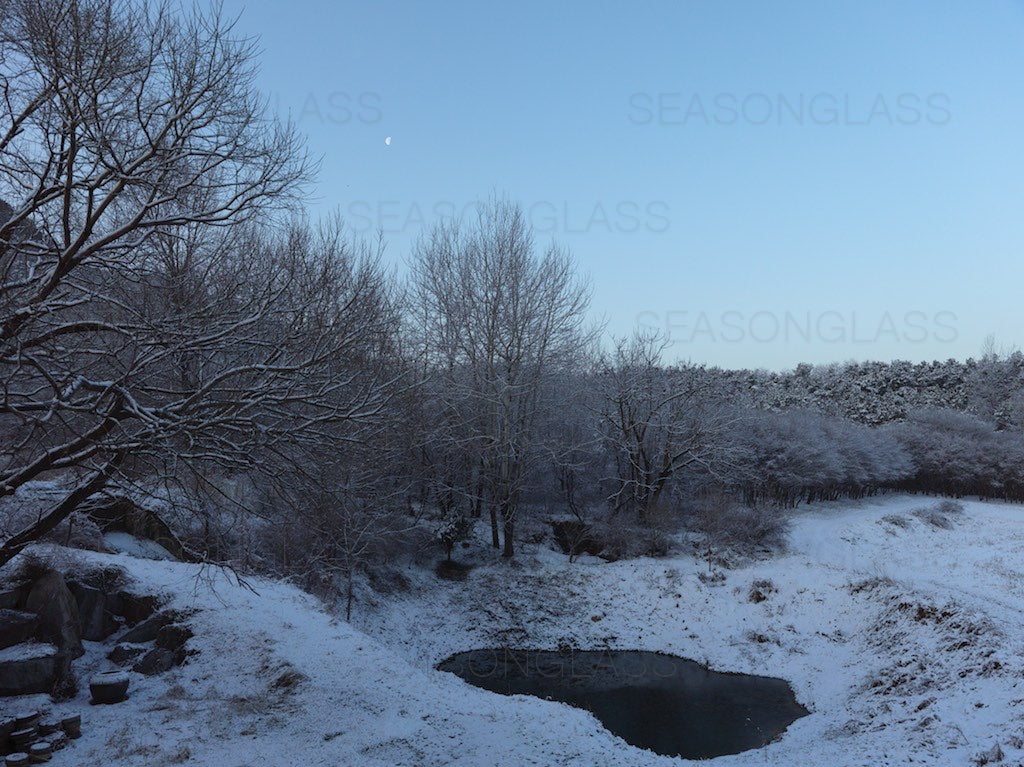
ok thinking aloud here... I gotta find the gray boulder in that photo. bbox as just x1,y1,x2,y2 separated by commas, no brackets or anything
80,496,194,562
116,610,172,644
24,571,83,659
155,623,193,651
133,647,178,676
107,643,147,667
0,582,29,610
0,609,38,650
0,642,60,696
67,581,117,641
106,591,159,626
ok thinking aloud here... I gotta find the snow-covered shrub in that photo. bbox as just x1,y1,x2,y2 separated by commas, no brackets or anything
912,507,954,530
887,408,1024,500
586,515,634,562
912,500,965,530
971,742,1004,766
642,527,673,558
880,514,913,529
937,499,965,515
550,518,603,560
748,578,777,602
435,559,472,580
436,513,472,562
726,409,913,507
587,500,680,561
585,518,646,561
690,494,789,555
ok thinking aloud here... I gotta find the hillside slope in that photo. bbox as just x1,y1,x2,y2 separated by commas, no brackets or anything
9,495,1024,766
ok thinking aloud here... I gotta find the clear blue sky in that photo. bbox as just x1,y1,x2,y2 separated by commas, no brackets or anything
223,0,1024,370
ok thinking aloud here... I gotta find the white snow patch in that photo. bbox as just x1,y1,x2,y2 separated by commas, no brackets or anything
0,641,57,662
101,532,174,561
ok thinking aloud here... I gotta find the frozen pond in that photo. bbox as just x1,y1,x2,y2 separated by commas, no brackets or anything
438,648,809,759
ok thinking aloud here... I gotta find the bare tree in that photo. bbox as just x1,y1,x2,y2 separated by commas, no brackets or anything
599,331,735,522
0,1,399,566
409,198,592,558
542,367,605,523
258,453,416,620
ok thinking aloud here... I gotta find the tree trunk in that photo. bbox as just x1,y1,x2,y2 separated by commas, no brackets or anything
501,504,515,559
489,505,500,548
345,568,354,621
472,471,485,519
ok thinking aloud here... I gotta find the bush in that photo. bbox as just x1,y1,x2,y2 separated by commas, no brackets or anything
748,578,777,603
912,500,964,530
880,514,913,529
587,507,679,562
642,528,672,558
550,519,603,559
937,499,965,515
690,494,789,555
435,559,472,581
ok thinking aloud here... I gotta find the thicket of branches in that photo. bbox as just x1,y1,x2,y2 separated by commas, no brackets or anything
4,1,1024,611
0,0,398,569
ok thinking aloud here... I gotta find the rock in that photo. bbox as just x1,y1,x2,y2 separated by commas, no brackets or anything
155,623,193,651
24,572,82,659
66,581,117,641
0,610,38,650
116,610,172,643
107,643,147,667
0,643,60,696
0,582,29,610
109,591,158,626
80,496,194,562
132,647,178,676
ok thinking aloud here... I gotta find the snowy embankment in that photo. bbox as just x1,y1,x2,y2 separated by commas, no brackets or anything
18,495,1024,766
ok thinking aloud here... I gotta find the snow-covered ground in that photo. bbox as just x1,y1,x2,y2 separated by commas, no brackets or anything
15,494,1024,766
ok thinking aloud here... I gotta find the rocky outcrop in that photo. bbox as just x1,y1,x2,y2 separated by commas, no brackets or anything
108,612,192,676
107,643,146,666
79,496,195,562
0,572,79,696
24,571,83,659
0,610,37,650
0,563,189,698
0,642,60,696
0,583,29,610
155,622,193,651
133,647,179,676
66,581,117,641
107,590,159,626
114,609,170,644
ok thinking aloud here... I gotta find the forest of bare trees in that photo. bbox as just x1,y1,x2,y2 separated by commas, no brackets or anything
4,0,1024,611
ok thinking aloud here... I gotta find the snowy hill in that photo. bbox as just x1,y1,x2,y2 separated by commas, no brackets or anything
10,494,1024,766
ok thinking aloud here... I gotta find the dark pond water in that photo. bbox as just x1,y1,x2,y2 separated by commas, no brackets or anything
437,648,809,760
